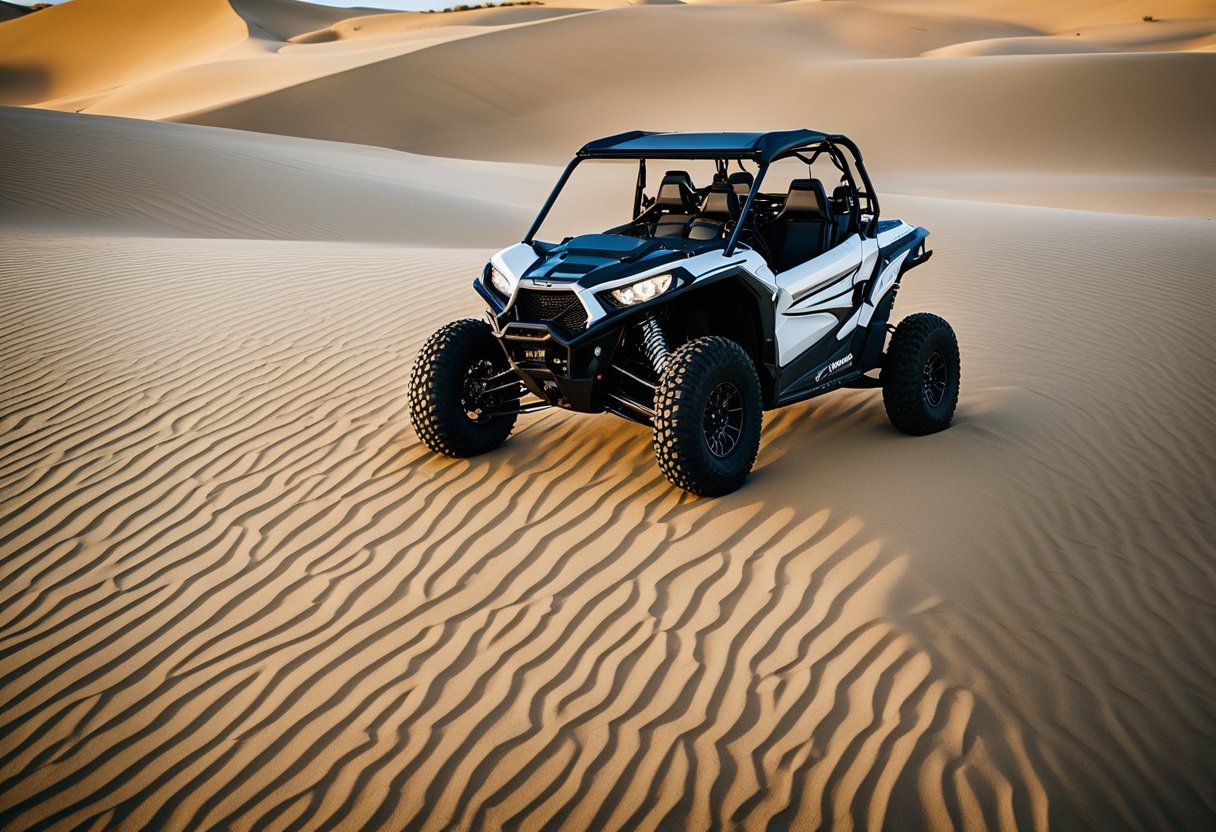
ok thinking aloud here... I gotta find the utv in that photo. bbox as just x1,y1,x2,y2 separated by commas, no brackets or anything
408,130,959,496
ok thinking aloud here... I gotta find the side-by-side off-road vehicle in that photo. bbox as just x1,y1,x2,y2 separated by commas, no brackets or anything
409,130,960,496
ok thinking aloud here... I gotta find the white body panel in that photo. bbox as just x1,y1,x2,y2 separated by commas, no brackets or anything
837,235,882,341
876,223,915,248
856,236,880,288
490,243,540,291
772,234,863,366
858,250,909,328
858,220,916,328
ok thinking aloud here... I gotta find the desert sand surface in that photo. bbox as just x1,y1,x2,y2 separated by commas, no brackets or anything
2,0,1215,830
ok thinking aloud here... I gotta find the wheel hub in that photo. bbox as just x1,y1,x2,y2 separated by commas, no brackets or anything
922,349,948,408
461,359,496,422
703,381,744,458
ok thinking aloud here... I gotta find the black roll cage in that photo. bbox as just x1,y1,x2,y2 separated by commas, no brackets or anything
522,133,881,256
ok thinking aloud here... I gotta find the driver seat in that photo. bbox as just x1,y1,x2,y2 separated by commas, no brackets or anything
652,171,697,237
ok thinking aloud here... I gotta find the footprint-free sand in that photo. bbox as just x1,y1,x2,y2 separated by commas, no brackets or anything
2,1,1214,828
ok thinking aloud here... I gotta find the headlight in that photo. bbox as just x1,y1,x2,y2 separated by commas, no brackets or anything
488,266,512,298
609,273,672,306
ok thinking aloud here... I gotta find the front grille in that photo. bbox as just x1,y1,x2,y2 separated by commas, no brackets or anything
514,289,588,335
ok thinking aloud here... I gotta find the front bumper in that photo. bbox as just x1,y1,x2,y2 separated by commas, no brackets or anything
493,320,624,412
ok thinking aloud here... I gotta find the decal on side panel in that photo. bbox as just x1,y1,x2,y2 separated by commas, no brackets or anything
858,251,909,328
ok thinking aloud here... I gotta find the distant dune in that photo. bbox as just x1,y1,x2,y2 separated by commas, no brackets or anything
0,107,548,243
1,1,1214,830
0,2,30,24
3,0,1213,178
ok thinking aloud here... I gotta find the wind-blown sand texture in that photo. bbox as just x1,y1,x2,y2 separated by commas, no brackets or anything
2,1,1215,830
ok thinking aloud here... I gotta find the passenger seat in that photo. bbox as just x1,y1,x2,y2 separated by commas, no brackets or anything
687,183,740,241
760,179,836,272
831,184,856,239
728,171,754,200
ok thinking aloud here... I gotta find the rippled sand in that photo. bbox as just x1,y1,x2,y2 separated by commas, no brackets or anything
2,0,1215,828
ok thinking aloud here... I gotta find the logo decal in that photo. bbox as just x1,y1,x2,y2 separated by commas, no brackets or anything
814,353,854,383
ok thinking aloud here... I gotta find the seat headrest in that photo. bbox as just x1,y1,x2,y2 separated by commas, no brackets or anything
728,171,754,196
699,184,739,219
780,179,830,219
655,171,695,210
831,184,853,215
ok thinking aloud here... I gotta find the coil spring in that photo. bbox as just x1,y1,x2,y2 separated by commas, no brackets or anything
639,315,671,376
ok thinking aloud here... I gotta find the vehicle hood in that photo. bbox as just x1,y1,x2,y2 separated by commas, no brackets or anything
522,234,695,288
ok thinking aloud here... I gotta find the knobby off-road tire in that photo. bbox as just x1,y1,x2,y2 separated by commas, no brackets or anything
882,312,961,436
408,318,518,457
653,336,763,497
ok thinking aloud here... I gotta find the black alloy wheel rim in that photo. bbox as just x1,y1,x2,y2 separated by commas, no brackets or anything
923,348,948,408
703,381,744,458
461,359,497,422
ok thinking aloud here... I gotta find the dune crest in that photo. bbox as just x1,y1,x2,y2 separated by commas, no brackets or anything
0,0,248,107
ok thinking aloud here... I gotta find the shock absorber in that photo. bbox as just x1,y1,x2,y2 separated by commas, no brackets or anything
639,315,671,376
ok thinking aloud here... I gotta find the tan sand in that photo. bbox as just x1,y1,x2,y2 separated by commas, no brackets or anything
0,0,248,106
1,1,1214,829
0,106,549,243
163,9,1216,188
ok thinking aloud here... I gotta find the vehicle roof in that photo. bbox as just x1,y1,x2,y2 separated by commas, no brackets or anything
578,130,838,163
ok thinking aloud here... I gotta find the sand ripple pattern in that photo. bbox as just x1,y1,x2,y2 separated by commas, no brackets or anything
0,233,1059,831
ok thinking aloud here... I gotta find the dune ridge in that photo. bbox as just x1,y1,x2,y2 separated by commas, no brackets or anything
173,13,1216,179
3,1,1213,180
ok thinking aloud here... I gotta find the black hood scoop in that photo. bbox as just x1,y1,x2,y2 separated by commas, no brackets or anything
524,234,687,287
562,234,656,258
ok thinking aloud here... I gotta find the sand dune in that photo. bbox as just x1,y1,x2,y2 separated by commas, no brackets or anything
0,0,248,107
1,198,1213,829
923,35,1115,56
0,0,594,122
231,0,394,41
884,0,1216,31
170,9,1215,182
0,2,29,24
6,0,1213,181
1,0,1215,829
0,106,548,243
288,4,588,42
2,106,1215,829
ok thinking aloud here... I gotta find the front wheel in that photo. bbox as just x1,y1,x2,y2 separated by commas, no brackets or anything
408,319,519,457
882,313,961,435
653,337,763,497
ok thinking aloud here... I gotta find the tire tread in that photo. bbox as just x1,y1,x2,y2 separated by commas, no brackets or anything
653,336,762,496
882,312,960,436
408,319,516,457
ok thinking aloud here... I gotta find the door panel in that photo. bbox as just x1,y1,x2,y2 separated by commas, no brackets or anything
773,235,863,366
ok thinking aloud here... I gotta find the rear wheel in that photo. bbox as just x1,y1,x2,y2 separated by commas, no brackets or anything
882,313,960,435
408,319,519,457
653,336,763,496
